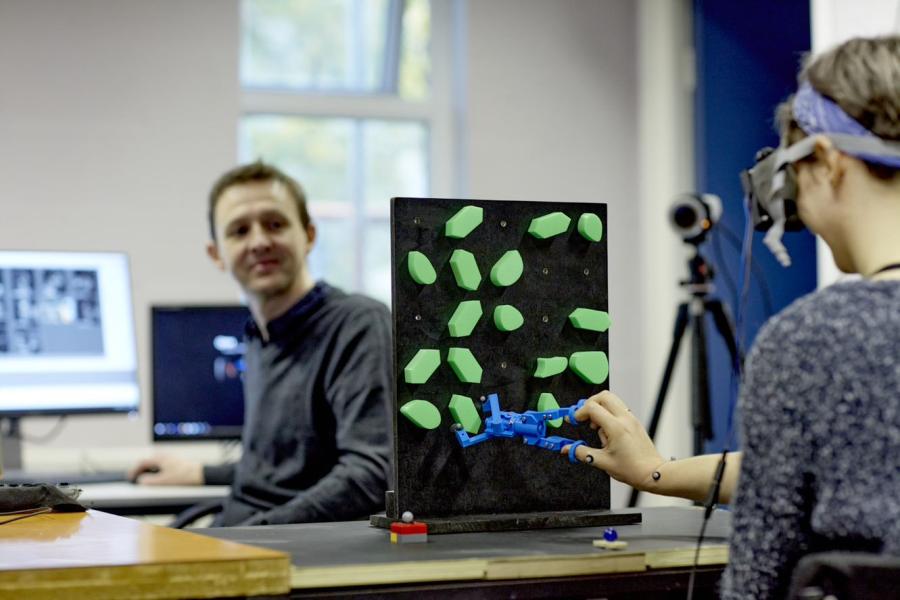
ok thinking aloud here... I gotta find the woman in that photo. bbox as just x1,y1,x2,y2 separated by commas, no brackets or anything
569,35,900,599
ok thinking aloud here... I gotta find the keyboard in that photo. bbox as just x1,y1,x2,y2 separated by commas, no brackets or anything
1,470,127,485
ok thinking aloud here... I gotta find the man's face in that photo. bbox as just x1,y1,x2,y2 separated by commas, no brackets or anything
207,180,316,301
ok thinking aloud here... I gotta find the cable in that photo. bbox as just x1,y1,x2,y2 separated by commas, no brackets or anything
687,199,756,600
0,507,52,526
712,222,775,318
1,416,68,445
716,222,776,319
709,229,739,308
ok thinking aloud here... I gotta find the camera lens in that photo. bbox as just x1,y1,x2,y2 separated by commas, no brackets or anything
672,205,698,229
669,193,722,244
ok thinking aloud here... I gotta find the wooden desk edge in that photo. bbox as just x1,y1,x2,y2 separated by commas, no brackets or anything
290,543,730,590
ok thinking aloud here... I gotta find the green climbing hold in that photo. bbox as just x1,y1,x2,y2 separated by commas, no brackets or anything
537,393,563,428
493,305,524,332
534,356,568,378
403,349,441,385
449,394,481,434
577,213,604,242
449,249,482,291
569,351,609,385
528,212,571,239
447,347,483,383
490,250,524,287
445,205,484,239
407,251,437,285
448,300,483,337
568,308,611,332
400,399,441,430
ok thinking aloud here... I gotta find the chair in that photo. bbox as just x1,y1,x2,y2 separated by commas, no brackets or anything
788,551,900,599
169,499,224,529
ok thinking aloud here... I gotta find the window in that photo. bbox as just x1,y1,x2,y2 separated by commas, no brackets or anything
239,0,457,305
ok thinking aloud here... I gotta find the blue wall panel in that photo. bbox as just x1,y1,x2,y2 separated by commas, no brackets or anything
693,0,816,452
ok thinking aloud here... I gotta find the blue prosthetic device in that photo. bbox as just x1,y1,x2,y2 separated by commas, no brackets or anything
453,393,587,463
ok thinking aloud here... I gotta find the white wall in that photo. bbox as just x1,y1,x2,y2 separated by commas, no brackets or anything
465,0,693,507
0,0,242,467
0,0,694,508
811,0,900,287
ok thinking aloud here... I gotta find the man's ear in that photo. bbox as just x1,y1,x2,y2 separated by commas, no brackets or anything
304,222,317,255
206,241,226,271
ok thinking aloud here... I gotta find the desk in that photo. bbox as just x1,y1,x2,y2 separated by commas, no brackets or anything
200,506,731,599
0,509,290,599
78,482,230,516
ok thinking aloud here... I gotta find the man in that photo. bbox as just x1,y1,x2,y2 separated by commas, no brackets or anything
129,161,393,526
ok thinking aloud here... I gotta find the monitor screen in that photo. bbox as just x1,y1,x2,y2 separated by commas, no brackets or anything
0,250,140,417
151,305,249,441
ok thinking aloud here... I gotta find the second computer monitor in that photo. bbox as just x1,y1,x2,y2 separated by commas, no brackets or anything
151,305,250,441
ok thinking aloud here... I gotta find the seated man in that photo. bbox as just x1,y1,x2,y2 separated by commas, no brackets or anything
130,161,393,526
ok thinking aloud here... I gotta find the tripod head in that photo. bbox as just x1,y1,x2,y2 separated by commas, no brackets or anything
681,249,715,298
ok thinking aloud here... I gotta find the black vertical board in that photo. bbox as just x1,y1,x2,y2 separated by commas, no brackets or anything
391,197,610,518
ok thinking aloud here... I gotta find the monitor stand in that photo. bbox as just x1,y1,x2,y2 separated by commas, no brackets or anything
1,417,24,473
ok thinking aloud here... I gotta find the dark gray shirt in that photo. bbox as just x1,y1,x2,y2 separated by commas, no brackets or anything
721,280,900,598
207,281,393,526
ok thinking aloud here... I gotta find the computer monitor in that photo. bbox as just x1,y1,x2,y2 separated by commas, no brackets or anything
0,250,140,417
151,305,249,441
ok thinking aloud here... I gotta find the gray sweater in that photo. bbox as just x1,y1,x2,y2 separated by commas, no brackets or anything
721,279,900,598
207,282,393,526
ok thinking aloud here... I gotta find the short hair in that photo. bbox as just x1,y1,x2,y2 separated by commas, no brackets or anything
207,161,312,240
776,35,900,180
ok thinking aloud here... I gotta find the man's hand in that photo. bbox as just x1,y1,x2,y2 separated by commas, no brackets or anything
127,454,204,486
563,391,666,491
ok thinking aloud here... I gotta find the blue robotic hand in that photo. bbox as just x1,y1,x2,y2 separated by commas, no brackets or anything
453,393,587,463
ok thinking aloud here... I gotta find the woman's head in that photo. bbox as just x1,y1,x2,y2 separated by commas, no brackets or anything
778,36,900,177
773,36,900,273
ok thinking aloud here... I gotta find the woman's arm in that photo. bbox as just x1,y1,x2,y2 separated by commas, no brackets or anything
565,391,740,503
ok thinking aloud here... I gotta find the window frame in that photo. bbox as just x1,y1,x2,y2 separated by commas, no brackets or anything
238,0,460,298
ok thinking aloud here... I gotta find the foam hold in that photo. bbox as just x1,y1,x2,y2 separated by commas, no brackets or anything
445,205,484,239
577,213,604,242
528,212,571,239
534,356,568,378
407,251,437,285
490,250,524,287
449,394,481,434
568,308,612,332
449,249,482,291
493,305,524,332
447,348,483,383
403,349,441,385
448,300,483,337
400,399,441,430
537,393,563,428
569,351,609,385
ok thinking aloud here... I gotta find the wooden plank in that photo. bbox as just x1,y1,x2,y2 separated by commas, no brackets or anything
0,510,290,599
292,559,488,589
645,544,729,570
484,552,646,580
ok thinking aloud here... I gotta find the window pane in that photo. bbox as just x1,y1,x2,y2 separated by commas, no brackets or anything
240,115,354,204
363,120,429,212
399,0,431,100
241,0,430,98
308,218,355,291
363,221,392,306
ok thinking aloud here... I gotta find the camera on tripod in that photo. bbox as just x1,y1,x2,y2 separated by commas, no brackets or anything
668,193,722,245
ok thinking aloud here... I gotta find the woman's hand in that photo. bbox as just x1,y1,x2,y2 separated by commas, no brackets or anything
563,390,666,491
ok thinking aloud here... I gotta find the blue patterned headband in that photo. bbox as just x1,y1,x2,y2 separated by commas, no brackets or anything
792,82,900,169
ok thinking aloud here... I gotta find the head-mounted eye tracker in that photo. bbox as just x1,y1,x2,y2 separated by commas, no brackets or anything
741,134,900,267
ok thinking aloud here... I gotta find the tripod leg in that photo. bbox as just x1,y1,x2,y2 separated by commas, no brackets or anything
646,303,690,440
706,299,743,371
690,304,714,455
628,303,690,507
